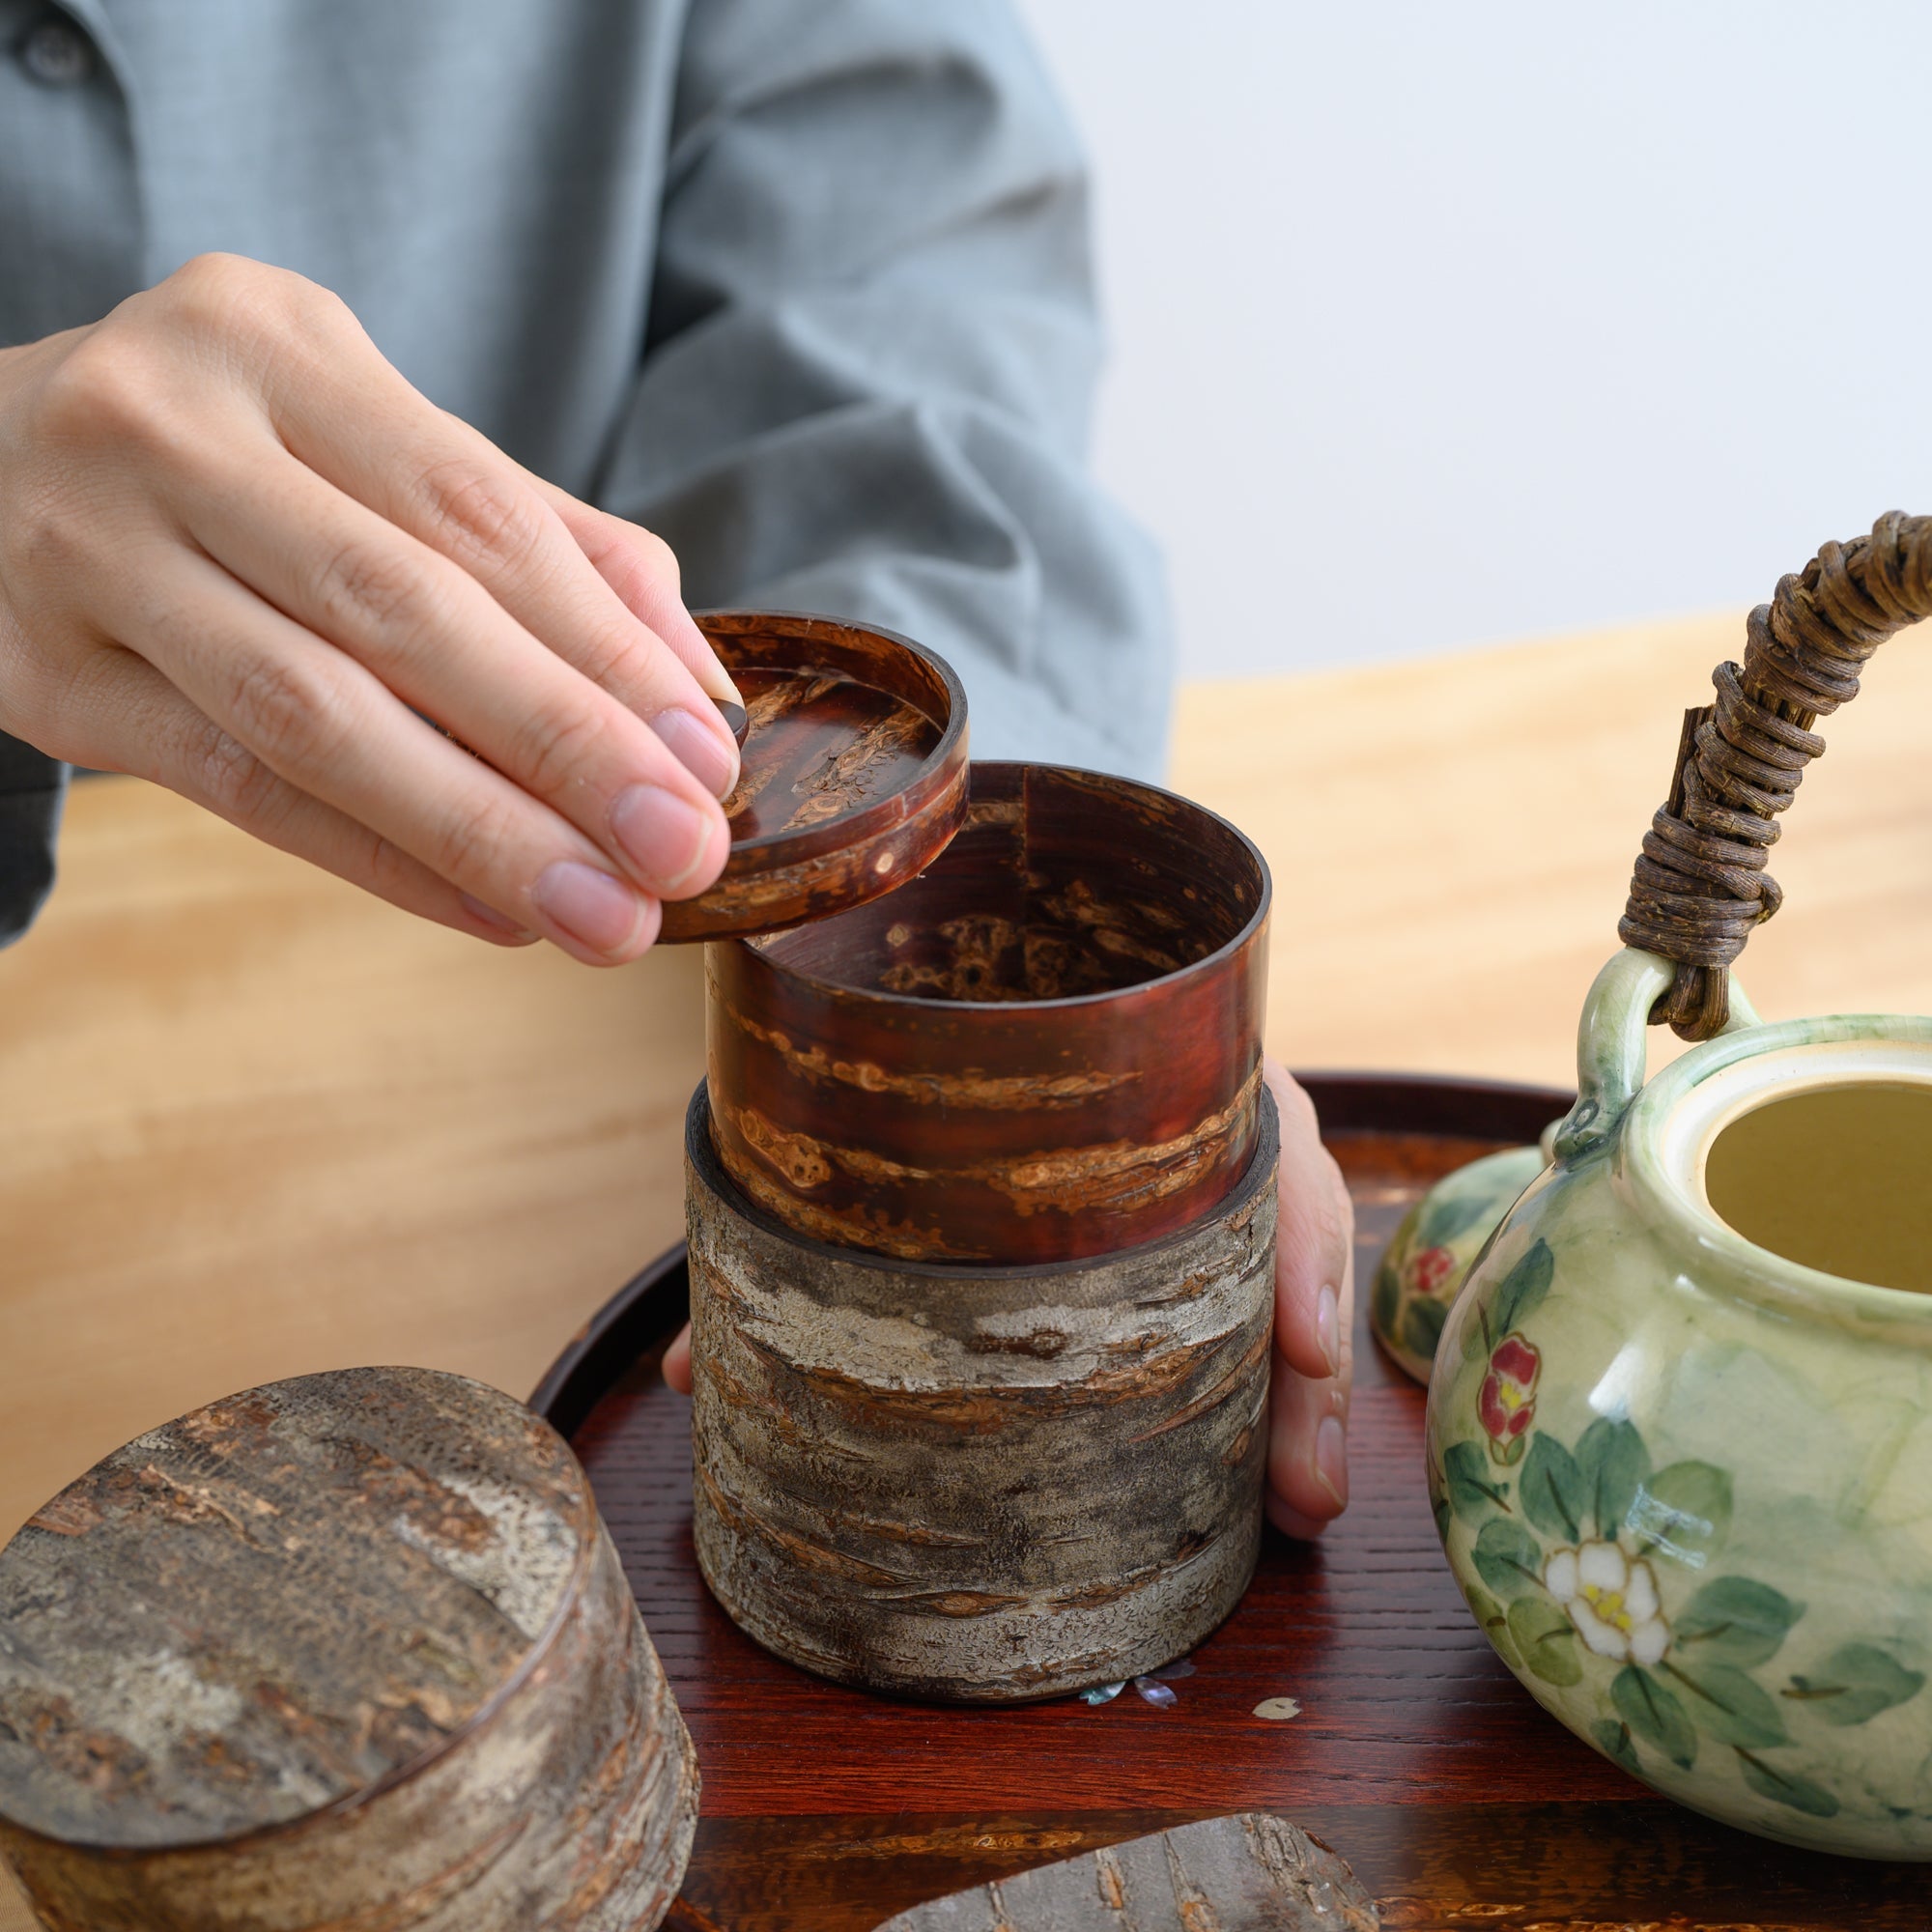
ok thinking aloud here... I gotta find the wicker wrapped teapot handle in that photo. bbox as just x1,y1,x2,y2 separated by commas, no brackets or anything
1621,511,1932,1040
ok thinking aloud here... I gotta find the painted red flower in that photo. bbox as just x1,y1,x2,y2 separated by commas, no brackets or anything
1479,1333,1541,1464
1407,1244,1457,1296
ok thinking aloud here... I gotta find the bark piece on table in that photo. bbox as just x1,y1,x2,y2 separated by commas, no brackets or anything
870,1812,1379,1929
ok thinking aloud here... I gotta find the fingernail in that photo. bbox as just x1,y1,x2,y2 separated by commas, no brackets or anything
1313,1413,1348,1511
457,893,535,940
716,698,750,748
1316,1286,1341,1377
532,861,649,954
652,705,738,800
611,783,711,895
686,622,746,710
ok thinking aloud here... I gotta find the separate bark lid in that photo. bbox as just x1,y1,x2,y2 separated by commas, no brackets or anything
0,1368,594,1851
660,611,970,943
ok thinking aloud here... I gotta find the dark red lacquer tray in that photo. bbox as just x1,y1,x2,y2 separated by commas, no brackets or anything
532,1075,1925,1931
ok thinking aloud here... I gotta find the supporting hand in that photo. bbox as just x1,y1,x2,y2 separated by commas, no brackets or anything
1260,1058,1355,1536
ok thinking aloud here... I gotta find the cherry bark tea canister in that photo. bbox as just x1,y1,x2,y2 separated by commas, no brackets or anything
686,753,1277,1701
0,1368,698,1930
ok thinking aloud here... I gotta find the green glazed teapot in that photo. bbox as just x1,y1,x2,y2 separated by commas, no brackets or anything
1420,516,1932,1857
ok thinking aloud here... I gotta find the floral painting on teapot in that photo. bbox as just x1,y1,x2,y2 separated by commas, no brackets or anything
1430,1204,1932,1857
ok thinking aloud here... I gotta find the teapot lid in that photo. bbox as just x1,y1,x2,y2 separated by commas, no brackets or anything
660,611,969,943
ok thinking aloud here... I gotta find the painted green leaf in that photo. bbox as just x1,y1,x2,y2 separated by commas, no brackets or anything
1467,1585,1521,1671
1786,1644,1928,1727
1611,1665,1696,1769
1662,1659,1787,1748
1520,1434,1585,1544
1372,1257,1402,1336
1490,1237,1554,1339
1413,1191,1476,1249
1508,1596,1583,1687
1416,1166,1527,1249
1472,1518,1545,1601
1674,1577,1803,1667
1737,1747,1841,1819
1401,1293,1448,1363
1443,1440,1510,1521
1591,1716,1641,1776
1626,1461,1733,1566
1574,1416,1650,1541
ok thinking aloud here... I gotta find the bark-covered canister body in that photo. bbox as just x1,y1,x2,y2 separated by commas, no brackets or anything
686,1086,1278,1702
0,1368,697,1930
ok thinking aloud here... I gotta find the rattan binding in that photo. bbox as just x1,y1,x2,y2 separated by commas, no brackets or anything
1620,511,1932,1040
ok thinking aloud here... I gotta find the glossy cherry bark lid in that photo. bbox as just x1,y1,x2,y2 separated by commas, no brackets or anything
659,611,970,943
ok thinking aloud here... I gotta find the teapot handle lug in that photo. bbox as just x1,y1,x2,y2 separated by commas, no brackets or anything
1553,947,1761,1160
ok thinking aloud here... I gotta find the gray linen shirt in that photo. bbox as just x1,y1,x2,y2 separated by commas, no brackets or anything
0,0,1169,946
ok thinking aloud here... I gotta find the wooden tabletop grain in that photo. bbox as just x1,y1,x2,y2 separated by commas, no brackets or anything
3,609,1931,1927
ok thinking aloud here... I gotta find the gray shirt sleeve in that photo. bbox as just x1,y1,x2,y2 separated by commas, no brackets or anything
0,734,66,950
0,0,1170,952
594,0,1173,781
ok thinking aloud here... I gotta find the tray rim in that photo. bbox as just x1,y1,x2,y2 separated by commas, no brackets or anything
527,1069,1575,1435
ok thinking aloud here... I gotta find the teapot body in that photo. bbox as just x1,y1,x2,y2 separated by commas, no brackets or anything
1426,953,1932,1857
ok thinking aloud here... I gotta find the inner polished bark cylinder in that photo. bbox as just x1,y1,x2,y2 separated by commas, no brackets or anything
704,762,1271,1265
686,1084,1278,1703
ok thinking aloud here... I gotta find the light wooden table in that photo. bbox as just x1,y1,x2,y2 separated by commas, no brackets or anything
2,609,1930,1896
8,607,1932,1542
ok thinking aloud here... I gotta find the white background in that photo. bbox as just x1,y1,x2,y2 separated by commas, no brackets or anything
1016,0,1932,679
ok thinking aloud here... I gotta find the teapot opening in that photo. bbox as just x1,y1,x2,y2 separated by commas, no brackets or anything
1702,1080,1932,1294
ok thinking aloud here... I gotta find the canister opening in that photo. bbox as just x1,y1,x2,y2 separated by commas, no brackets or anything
752,762,1266,1005
1702,1079,1932,1294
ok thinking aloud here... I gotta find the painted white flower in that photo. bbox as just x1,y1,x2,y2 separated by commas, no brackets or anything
1544,1539,1669,1666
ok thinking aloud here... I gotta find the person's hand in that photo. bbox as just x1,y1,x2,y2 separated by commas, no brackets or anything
0,253,744,962
662,1057,1355,1535
1259,1057,1354,1535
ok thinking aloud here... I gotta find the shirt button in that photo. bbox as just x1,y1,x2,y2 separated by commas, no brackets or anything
17,15,96,87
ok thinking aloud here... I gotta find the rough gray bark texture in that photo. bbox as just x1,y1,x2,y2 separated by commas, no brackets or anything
872,1813,1379,1930
687,1088,1277,1702
0,1368,697,1930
